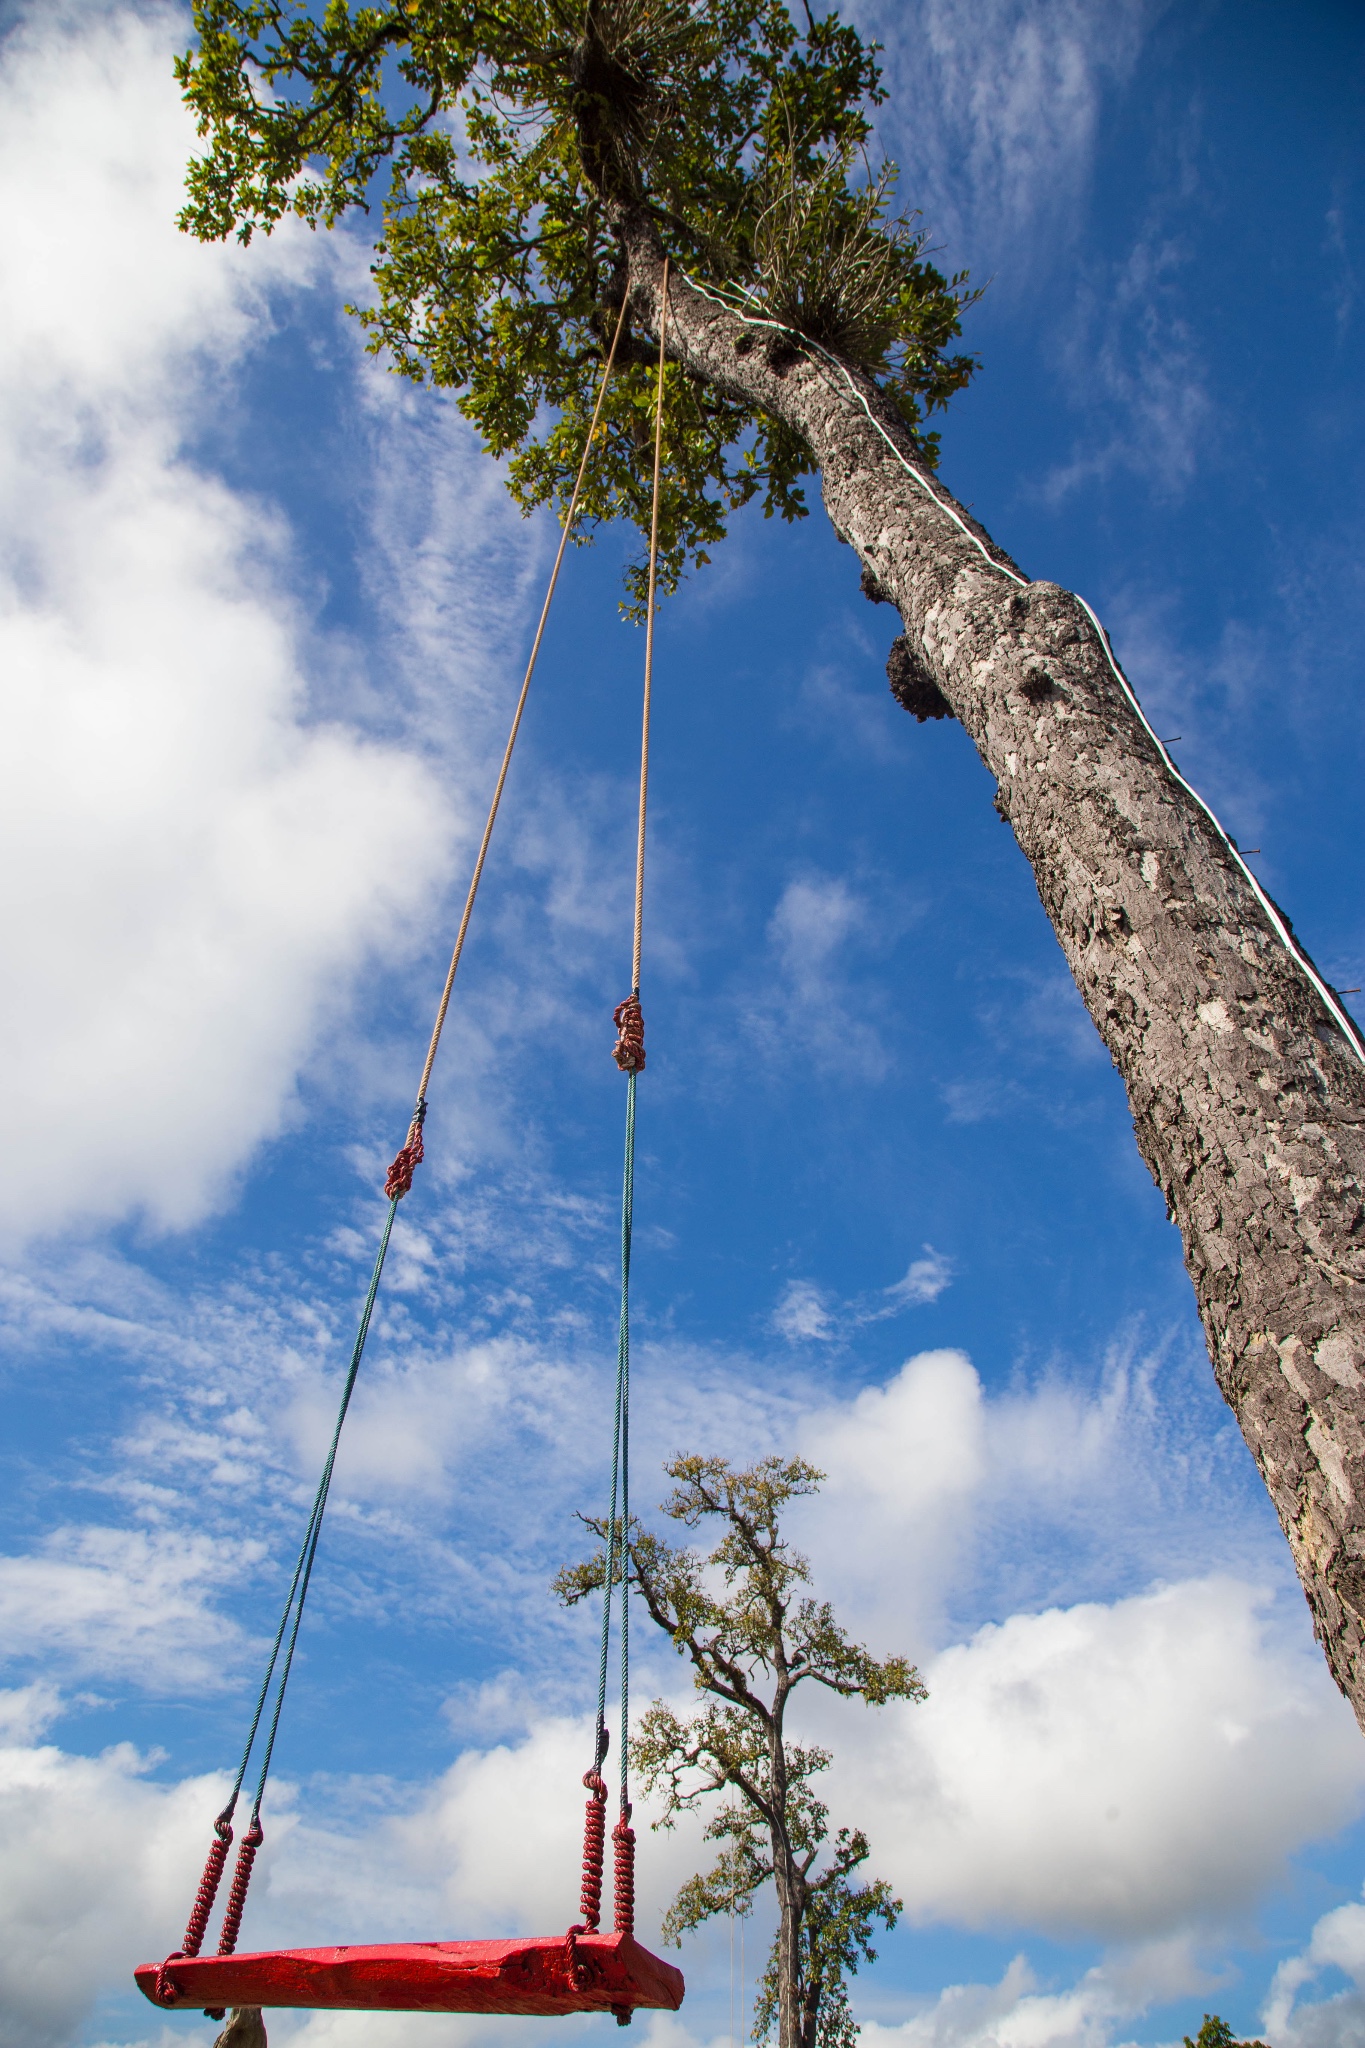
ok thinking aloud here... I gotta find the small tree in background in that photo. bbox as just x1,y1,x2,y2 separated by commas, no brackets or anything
1184,2018,1270,2048
557,1454,922,2048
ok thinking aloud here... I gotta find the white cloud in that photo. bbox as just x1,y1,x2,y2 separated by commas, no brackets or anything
833,1575,1365,1942
793,1348,986,1645
858,1939,1213,2048
13,1564,1344,2044
0,1711,711,2048
0,1735,228,2048
787,1343,1275,1653
1265,1893,1365,2046
0,1682,63,1742
0,5,307,409
864,1953,1116,2048
0,4,476,1241
855,2,1214,505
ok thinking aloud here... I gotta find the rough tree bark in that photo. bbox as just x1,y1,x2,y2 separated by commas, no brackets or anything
618,217,1365,1733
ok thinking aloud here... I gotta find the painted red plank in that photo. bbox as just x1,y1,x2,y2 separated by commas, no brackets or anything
135,1931,685,2018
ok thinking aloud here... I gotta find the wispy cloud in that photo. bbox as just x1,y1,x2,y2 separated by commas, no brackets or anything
772,1278,838,1343
0,1524,261,1693
881,1247,954,1309
731,872,911,1081
771,1248,953,1343
862,0,1157,284
1041,219,1213,503
1324,182,1358,346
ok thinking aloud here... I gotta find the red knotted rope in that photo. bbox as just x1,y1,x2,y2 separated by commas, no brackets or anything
612,1808,636,1936
579,1769,608,1929
216,1818,263,1956
152,1955,184,2007
384,1100,427,1200
612,995,645,1073
564,1923,586,1992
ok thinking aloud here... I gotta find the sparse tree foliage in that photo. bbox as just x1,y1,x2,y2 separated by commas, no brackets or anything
178,4,1365,1737
556,1454,921,2048
1183,2016,1270,2048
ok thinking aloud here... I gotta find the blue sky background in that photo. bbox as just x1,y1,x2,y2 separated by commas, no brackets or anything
2,3,1365,2046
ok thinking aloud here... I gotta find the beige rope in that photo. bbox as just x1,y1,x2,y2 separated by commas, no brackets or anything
631,259,670,997
402,294,631,1131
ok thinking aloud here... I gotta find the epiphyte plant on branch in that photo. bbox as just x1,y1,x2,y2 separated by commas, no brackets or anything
179,3,1365,1743
556,1455,919,2048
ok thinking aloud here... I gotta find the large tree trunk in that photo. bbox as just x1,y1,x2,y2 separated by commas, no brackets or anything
620,220,1365,1733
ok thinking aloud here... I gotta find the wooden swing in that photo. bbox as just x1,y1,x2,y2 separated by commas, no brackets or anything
136,1935,683,2021
136,280,683,2028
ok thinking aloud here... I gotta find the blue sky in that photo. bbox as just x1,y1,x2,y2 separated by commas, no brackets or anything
1,3,1364,2046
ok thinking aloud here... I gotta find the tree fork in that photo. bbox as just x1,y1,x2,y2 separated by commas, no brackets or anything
617,215,1365,1731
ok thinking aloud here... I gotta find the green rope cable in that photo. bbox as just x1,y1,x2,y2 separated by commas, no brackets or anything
591,1063,636,1784
594,267,665,1822
219,1198,401,1829
197,304,634,1864
618,1066,635,1813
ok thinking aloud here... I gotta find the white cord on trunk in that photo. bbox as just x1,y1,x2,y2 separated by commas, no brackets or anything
673,265,1365,1067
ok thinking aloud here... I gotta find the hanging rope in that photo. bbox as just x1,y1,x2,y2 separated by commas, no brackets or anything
164,297,631,1982
386,287,637,1189
578,264,670,1981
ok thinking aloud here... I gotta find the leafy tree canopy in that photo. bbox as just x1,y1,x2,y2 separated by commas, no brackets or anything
177,1,980,606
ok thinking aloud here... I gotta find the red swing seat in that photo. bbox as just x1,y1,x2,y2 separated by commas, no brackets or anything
137,1929,684,2020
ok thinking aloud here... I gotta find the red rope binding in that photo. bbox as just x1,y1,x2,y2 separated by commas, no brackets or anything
384,1101,427,1200
182,1818,233,1957
216,1818,263,1956
612,1807,636,1937
152,1955,184,2006
612,995,645,1073
579,1769,608,1930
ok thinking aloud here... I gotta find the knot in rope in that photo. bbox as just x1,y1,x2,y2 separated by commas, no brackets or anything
153,1955,185,2007
384,1100,427,1200
564,1923,586,1992
612,995,645,1073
